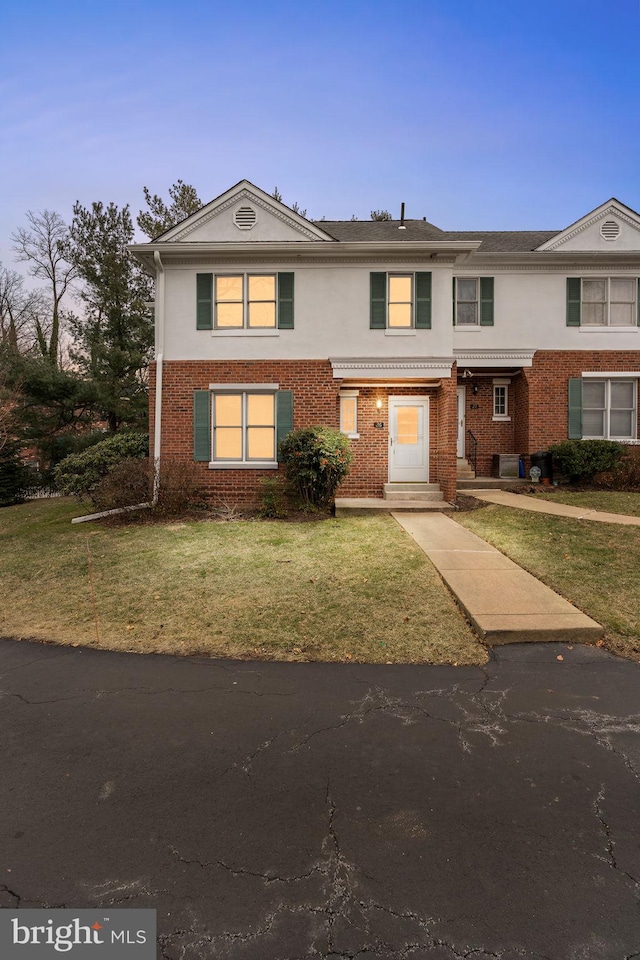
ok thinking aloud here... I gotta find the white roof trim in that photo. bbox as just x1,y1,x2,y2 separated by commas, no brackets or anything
536,199,640,251
330,357,454,379
455,349,536,368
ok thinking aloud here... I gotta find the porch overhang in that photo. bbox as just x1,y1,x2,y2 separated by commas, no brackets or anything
330,357,455,381
455,349,536,371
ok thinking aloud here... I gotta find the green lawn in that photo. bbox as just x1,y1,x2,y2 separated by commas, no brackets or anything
523,489,640,517
0,499,484,665
457,505,640,661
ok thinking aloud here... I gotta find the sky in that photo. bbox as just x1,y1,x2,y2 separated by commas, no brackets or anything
1,0,640,269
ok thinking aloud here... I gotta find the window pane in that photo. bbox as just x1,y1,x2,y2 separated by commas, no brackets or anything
582,303,605,325
610,411,633,438
456,302,478,325
494,386,506,415
457,278,477,302
610,279,635,302
389,276,411,302
397,406,419,444
583,381,605,408
340,397,356,434
216,276,243,301
611,381,635,409
610,303,634,326
215,394,242,427
247,428,275,459
248,275,275,300
217,303,243,327
582,410,605,437
247,394,275,426
582,280,605,302
248,302,276,327
215,428,242,459
388,303,412,327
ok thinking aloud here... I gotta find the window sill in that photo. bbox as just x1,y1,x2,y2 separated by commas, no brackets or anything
579,326,639,333
384,329,416,336
492,415,511,422
454,325,483,332
212,329,280,337
343,433,360,439
208,461,279,470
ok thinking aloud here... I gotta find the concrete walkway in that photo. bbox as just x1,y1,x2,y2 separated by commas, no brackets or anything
466,488,640,525
394,512,603,645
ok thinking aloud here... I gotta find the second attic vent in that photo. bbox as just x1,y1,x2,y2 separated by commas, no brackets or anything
600,219,621,240
234,205,257,230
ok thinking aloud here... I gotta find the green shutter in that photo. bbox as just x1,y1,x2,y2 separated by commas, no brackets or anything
452,277,456,325
480,277,494,326
415,272,432,328
566,278,581,327
196,273,213,330
370,272,387,328
193,390,211,461
567,378,583,439
276,390,294,460
637,279,640,326
277,273,294,329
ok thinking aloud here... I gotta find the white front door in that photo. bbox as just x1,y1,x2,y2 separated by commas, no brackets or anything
456,386,466,458
388,397,429,482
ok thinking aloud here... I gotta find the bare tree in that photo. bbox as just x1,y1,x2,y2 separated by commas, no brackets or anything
11,210,76,366
0,264,50,354
370,210,392,221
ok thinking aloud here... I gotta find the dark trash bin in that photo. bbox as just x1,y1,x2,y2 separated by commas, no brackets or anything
530,451,553,483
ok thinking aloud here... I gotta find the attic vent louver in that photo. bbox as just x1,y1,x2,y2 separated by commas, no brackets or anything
600,219,621,241
234,206,257,230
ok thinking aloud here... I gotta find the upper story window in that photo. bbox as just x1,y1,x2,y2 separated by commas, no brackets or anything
216,275,276,329
582,278,637,327
370,272,432,329
196,273,294,331
567,277,639,327
453,277,494,326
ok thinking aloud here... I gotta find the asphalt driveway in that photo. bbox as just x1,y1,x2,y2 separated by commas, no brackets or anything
0,638,639,959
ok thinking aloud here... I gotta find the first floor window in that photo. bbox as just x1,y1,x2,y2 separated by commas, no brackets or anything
339,392,359,437
582,380,637,439
215,274,276,329
213,392,276,461
493,384,507,417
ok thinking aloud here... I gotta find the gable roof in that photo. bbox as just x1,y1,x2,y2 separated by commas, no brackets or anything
535,198,640,251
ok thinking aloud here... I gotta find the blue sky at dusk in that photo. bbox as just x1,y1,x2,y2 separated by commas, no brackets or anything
1,0,639,263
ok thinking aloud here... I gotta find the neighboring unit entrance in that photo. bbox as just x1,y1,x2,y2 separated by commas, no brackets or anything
456,386,466,458
388,397,429,482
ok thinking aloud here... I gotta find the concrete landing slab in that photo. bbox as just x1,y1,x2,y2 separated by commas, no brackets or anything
335,498,453,516
466,489,640,526
394,512,603,645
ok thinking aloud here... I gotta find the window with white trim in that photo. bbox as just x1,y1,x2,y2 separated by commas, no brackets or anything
339,391,359,438
388,275,413,328
492,378,511,421
582,278,637,327
456,278,479,325
215,274,276,329
213,391,276,462
582,380,637,439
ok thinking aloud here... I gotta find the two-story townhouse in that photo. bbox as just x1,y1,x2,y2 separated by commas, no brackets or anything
130,180,640,507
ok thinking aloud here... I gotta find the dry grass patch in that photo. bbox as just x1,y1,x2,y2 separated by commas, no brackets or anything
523,489,640,517
0,499,485,664
457,505,640,662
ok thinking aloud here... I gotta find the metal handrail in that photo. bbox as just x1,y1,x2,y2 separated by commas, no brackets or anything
467,429,478,476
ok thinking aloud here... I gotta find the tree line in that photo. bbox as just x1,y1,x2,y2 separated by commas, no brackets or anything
0,181,201,498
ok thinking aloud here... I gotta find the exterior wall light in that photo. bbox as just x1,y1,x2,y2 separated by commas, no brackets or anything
376,398,383,409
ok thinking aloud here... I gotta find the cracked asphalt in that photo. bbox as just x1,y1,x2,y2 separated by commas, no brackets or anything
1,638,639,959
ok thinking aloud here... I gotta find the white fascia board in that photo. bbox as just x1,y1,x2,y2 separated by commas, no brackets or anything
462,251,640,268
330,357,455,379
455,350,536,368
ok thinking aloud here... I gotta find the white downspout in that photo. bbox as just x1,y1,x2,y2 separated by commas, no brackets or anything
152,250,165,505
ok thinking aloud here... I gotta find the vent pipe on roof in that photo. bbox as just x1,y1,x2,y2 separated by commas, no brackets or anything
399,202,406,230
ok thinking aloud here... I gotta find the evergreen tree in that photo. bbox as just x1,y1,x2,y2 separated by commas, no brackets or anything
137,180,202,239
70,201,153,432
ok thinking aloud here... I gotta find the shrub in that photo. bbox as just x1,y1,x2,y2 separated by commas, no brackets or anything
54,432,149,496
89,457,206,520
279,426,352,508
548,439,626,484
594,446,640,490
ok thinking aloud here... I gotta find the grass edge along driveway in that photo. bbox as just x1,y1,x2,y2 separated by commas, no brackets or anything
0,499,485,665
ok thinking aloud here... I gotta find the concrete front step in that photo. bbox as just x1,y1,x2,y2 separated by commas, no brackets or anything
457,478,530,490
383,483,443,502
335,498,453,517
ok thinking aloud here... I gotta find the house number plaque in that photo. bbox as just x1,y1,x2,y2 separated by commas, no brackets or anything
373,421,385,429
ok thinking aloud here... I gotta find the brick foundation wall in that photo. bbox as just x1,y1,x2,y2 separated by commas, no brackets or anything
150,361,457,505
